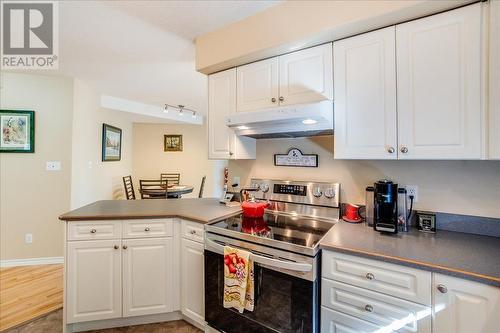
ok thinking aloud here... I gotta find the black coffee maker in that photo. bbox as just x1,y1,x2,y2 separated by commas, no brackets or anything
373,179,399,234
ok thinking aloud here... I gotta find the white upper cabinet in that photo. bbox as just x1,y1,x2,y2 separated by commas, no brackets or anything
433,273,500,333
489,0,500,159
237,58,279,112
122,238,173,317
208,68,256,160
236,44,333,112
279,43,333,106
396,4,482,159
333,27,397,159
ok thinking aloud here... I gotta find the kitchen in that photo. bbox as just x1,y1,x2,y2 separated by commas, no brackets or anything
1,1,499,333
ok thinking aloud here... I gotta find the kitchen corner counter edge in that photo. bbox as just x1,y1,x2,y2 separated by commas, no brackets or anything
59,198,242,224
320,222,500,287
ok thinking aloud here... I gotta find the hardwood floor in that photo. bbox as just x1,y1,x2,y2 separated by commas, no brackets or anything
0,264,63,332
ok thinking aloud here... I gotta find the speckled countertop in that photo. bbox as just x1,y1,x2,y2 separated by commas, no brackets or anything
320,222,500,286
59,198,242,224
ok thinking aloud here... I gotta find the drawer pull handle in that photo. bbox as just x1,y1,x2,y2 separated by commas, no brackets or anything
114,245,119,250
90,229,97,234
437,284,448,294
365,305,374,312
123,245,128,250
144,227,150,232
365,273,374,280
190,230,197,235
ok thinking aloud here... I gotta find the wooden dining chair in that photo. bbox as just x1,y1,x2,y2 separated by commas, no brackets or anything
198,175,206,198
122,175,136,200
139,179,167,199
160,173,180,186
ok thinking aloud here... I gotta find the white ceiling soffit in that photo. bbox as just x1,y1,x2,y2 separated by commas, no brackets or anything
101,95,203,125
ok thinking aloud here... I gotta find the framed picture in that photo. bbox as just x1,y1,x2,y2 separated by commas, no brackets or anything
102,123,122,161
0,110,35,153
164,134,183,152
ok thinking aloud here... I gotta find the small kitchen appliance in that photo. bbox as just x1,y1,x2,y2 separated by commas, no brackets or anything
205,179,340,333
369,180,411,234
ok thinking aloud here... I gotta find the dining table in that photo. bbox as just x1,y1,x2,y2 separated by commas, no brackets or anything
139,184,194,199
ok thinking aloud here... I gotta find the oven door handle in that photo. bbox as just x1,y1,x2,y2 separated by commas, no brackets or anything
205,238,313,272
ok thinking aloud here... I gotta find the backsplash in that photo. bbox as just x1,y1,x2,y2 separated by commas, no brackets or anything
228,136,500,219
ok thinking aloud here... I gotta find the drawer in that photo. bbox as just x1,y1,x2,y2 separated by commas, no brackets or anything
322,251,431,305
122,219,173,238
67,221,121,241
181,220,204,243
322,279,431,333
321,306,388,333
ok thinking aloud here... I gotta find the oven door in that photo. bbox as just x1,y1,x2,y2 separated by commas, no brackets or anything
204,233,319,333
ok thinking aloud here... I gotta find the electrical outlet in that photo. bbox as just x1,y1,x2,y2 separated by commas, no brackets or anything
406,185,418,203
25,233,33,244
46,161,61,171
232,176,240,187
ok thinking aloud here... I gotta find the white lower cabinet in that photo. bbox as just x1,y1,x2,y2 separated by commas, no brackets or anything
180,220,205,327
433,273,500,333
122,238,173,317
322,250,500,333
67,240,122,323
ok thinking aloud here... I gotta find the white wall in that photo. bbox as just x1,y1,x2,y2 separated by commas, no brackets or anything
71,79,133,208
229,136,500,218
133,123,227,199
0,73,73,260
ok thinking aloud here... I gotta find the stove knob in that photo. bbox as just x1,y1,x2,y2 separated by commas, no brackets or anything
324,188,336,199
313,187,323,198
260,184,270,193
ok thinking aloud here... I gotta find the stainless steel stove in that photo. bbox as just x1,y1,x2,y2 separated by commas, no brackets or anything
204,179,340,333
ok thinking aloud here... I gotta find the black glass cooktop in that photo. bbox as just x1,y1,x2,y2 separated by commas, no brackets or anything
209,213,334,249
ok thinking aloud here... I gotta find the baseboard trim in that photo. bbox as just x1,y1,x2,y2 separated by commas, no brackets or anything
0,256,64,268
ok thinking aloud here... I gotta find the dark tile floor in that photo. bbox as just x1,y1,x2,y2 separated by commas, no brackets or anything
4,310,202,333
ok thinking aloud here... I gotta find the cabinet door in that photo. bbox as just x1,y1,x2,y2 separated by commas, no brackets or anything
279,43,333,106
181,238,205,326
208,69,236,159
236,57,279,112
490,0,500,159
396,4,482,159
122,238,173,317
433,273,500,333
333,27,397,159
67,240,121,323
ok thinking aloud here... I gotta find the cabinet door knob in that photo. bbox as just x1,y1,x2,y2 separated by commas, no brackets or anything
387,147,395,154
90,229,97,234
279,96,284,102
229,152,234,156
364,304,374,312
271,97,277,103
437,284,448,294
123,245,128,250
190,230,196,234
365,272,375,280
114,245,119,250
400,146,409,154
144,227,150,232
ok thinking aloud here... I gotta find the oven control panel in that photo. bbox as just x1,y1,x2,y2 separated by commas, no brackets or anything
273,184,307,196
250,179,340,208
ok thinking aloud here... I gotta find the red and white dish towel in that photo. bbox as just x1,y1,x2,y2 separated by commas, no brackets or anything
223,246,254,313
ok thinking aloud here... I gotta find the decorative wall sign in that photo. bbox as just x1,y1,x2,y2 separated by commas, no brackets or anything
274,148,318,167
164,134,183,152
102,123,122,161
0,110,35,153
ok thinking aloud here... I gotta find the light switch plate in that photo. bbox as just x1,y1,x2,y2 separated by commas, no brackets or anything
46,161,61,171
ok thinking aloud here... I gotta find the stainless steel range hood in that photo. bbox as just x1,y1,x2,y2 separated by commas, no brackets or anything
225,100,333,139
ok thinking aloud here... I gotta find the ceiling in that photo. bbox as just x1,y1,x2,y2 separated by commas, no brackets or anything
107,1,283,41
31,1,281,120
